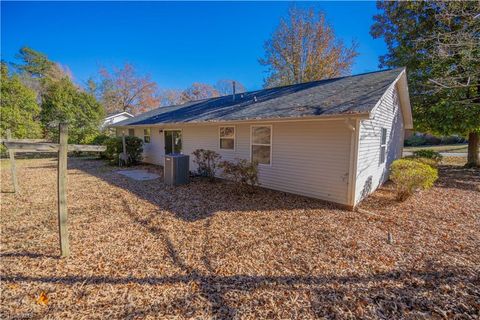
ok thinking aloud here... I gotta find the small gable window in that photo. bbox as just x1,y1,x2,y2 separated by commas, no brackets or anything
380,128,387,164
144,128,151,143
219,126,235,150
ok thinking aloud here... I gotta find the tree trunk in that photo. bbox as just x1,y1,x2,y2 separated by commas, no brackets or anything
466,131,479,167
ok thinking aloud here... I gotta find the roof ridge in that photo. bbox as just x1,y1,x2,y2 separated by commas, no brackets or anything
249,67,404,93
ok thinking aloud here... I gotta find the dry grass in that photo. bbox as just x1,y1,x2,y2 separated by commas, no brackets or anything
1,157,479,319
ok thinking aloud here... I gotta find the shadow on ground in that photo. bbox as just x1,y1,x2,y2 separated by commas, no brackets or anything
67,158,355,318
435,165,480,191
2,265,478,319
70,158,342,222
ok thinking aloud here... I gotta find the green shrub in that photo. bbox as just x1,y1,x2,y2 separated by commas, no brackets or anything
192,149,222,181
412,149,443,162
1,144,7,157
104,136,143,165
441,135,465,144
89,134,111,159
411,157,438,168
404,135,427,147
104,138,118,162
219,159,259,191
390,159,438,201
91,134,111,146
424,135,441,145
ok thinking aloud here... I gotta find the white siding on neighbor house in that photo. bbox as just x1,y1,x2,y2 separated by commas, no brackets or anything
354,83,404,205
103,114,132,127
120,120,353,205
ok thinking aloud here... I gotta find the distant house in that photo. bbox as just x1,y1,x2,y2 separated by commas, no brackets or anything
113,68,412,209
102,111,134,129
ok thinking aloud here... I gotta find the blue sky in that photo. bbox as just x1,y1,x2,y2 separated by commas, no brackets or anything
1,1,386,91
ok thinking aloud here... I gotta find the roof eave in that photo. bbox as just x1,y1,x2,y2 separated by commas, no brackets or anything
112,113,371,127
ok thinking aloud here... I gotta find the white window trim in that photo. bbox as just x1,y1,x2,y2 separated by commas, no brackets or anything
218,125,236,151
380,127,387,165
250,124,273,166
143,128,151,144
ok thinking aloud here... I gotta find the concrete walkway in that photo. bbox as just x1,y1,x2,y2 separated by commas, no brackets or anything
116,169,160,181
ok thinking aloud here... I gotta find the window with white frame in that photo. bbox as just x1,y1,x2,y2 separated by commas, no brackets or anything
380,128,387,164
251,125,272,165
219,126,235,150
143,128,151,143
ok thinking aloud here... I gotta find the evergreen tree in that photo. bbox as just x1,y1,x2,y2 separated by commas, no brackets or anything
15,46,68,81
371,1,480,166
14,47,71,102
0,63,43,139
41,78,104,143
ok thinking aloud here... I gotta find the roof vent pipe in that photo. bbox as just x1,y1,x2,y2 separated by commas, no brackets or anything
232,81,236,102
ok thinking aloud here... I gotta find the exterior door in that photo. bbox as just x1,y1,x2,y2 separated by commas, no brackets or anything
164,130,182,155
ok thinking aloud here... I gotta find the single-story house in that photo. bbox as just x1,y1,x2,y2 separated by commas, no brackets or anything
113,68,412,209
102,111,134,129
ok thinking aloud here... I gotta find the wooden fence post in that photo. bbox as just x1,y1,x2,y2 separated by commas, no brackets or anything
2,127,105,257
58,123,70,257
6,129,18,193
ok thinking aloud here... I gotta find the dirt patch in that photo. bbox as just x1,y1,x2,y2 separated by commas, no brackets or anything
1,158,479,319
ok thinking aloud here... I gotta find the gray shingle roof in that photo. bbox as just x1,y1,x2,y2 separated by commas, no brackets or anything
114,68,404,126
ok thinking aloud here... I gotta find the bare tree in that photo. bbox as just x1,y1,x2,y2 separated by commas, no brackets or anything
97,63,160,115
159,88,184,106
214,79,246,96
181,82,220,102
260,7,358,88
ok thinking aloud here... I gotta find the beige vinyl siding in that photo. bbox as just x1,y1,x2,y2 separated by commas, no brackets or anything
143,127,164,164
116,127,163,164
354,83,404,205
254,121,351,203
119,120,352,205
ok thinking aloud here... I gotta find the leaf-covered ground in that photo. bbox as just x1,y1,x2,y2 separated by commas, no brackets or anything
1,157,479,319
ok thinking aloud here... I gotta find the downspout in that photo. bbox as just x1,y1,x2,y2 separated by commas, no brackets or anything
346,118,360,209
